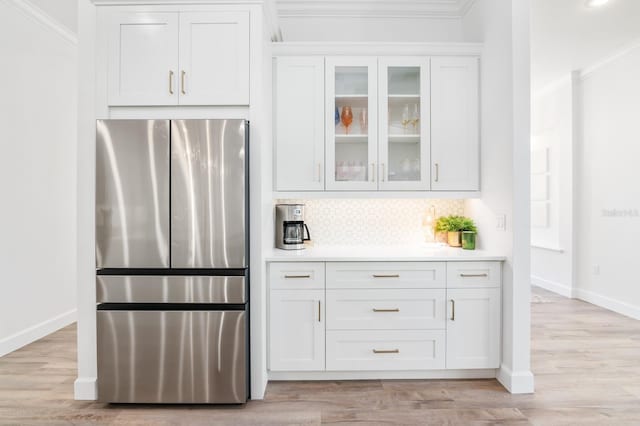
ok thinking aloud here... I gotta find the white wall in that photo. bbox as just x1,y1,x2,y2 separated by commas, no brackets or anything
279,16,464,42
0,0,77,356
462,0,533,393
574,44,640,319
530,79,575,297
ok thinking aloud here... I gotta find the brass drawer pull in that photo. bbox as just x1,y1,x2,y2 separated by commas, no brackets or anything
372,274,400,278
372,308,400,313
284,274,311,279
318,300,321,322
450,299,455,321
373,349,399,354
460,273,489,278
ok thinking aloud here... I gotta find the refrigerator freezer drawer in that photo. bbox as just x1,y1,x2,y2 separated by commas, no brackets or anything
97,309,247,403
97,275,246,304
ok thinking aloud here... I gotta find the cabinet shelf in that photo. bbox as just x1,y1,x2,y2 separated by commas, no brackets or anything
335,94,368,99
388,134,420,143
335,134,368,143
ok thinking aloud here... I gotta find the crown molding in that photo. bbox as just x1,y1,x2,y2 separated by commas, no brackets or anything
272,41,483,56
277,0,477,19
5,0,77,45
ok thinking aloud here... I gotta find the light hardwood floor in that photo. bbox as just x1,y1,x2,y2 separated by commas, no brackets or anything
1,287,639,425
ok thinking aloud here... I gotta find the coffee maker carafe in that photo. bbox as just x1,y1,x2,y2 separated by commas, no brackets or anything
275,204,311,250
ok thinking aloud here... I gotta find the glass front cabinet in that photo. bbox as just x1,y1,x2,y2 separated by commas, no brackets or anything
325,57,378,191
326,57,432,191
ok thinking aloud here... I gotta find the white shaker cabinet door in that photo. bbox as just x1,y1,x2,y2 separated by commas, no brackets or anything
178,12,250,105
275,57,325,191
107,12,179,106
446,288,500,369
269,289,325,371
430,57,480,191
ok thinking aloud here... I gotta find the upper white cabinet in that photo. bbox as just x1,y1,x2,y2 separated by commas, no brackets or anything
274,53,480,194
108,13,179,106
325,57,378,191
378,57,431,191
431,57,480,191
274,57,325,191
178,12,249,105
107,10,249,106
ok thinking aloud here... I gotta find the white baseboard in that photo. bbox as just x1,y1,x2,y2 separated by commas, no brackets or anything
74,377,97,400
497,365,534,394
574,288,640,320
531,275,574,298
0,309,76,357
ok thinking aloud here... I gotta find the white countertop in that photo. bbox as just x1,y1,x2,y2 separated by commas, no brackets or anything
264,244,506,262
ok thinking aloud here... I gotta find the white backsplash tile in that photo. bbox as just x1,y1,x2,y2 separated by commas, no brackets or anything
276,199,465,246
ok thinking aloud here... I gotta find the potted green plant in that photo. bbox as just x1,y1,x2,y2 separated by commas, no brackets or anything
434,216,451,244
436,215,477,248
459,217,478,250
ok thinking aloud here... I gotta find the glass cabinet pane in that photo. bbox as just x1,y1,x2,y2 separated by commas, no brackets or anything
334,66,370,182
386,66,421,182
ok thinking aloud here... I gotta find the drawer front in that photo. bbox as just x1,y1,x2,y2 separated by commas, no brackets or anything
326,330,445,371
326,262,445,289
269,262,325,290
447,262,501,288
326,289,445,330
97,310,246,403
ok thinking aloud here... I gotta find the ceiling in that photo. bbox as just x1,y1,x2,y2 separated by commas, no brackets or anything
277,0,476,18
532,0,640,91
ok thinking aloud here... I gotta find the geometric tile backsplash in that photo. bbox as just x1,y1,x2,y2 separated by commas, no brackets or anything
276,199,465,246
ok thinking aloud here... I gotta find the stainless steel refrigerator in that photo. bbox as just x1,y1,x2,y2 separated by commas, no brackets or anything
95,119,249,404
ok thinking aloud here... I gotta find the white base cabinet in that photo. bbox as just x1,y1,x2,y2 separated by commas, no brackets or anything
268,261,502,376
269,289,325,371
446,288,501,369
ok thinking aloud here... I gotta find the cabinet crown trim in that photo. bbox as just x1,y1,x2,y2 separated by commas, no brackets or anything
272,42,483,57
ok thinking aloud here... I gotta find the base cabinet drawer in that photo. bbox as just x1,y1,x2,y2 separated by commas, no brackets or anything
327,262,446,289
269,262,325,290
447,262,501,288
326,289,445,330
326,330,445,371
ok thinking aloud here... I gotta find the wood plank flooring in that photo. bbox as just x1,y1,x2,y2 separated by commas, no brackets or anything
1,287,639,425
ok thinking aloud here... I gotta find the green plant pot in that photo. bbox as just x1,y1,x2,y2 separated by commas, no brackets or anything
462,231,476,250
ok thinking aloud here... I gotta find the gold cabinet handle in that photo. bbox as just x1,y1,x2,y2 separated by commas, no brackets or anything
169,70,174,94
373,349,399,354
370,163,375,182
181,70,186,94
372,274,400,278
318,300,321,322
372,308,400,313
381,163,386,182
460,273,489,278
450,299,455,321
435,163,439,182
284,274,311,279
